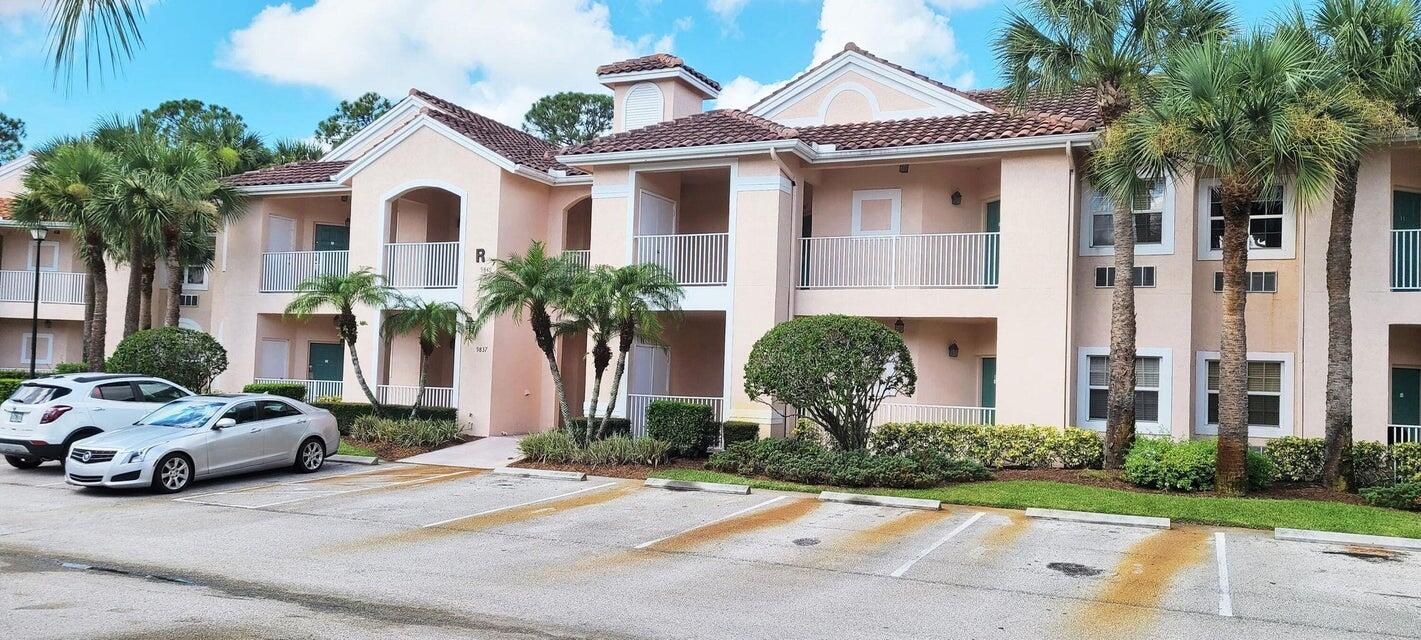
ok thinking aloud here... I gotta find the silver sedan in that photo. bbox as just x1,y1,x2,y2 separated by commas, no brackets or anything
64,394,341,493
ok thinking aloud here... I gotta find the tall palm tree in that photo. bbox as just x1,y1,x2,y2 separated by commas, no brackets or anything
472,242,578,431
994,0,1233,468
11,140,118,371
381,298,474,417
556,265,618,440
93,116,164,334
1110,31,1366,493
1281,0,1421,491
47,0,146,86
595,263,683,440
270,139,326,165
285,269,393,409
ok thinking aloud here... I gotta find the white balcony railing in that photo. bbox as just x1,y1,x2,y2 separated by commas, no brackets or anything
0,270,86,304
872,403,997,426
563,250,591,270
260,250,349,293
627,393,724,437
799,232,1000,289
634,233,729,286
1393,229,1420,291
377,384,454,408
384,242,460,289
1390,424,1421,444
253,378,344,402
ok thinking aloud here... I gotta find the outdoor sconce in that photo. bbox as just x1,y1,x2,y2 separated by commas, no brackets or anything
950,190,963,206
898,164,909,173
947,342,960,358
894,318,905,333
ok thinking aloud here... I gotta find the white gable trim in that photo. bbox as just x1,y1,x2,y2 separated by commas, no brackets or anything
0,153,34,181
598,68,719,98
748,50,991,124
322,96,427,162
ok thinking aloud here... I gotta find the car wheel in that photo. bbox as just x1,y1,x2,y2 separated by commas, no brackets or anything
5,454,43,470
295,438,325,473
151,454,193,494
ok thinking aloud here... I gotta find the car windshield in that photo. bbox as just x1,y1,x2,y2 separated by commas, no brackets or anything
138,401,228,428
7,384,71,405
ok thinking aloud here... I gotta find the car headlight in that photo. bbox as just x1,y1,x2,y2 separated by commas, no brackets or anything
123,450,147,464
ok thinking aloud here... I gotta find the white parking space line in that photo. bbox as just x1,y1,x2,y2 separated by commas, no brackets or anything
634,496,788,550
244,470,475,509
890,511,985,578
175,469,475,509
421,482,620,529
1214,532,1234,617
174,466,398,502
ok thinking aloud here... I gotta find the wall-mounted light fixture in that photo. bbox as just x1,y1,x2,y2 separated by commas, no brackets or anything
898,164,909,173
947,341,960,358
894,318,905,333
950,190,963,206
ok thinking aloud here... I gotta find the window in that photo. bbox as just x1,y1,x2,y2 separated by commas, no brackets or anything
1199,182,1293,260
1195,351,1293,437
260,400,303,420
136,381,188,403
1206,361,1281,426
20,333,53,365
221,402,260,424
1086,355,1161,422
1095,266,1156,288
1088,177,1165,248
1212,271,1278,293
183,266,207,289
28,240,59,271
179,294,200,308
93,382,137,402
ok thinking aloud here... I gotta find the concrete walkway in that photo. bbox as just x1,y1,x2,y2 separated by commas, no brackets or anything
399,436,524,469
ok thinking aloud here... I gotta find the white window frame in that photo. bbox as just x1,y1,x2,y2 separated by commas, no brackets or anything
182,265,209,291
621,82,665,132
1079,175,1175,257
1197,179,1296,261
1194,350,1294,438
27,240,60,272
20,333,54,366
1076,347,1172,435
851,189,902,236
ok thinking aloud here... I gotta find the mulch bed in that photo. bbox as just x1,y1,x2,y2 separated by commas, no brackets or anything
514,458,704,480
995,468,1368,504
347,435,480,462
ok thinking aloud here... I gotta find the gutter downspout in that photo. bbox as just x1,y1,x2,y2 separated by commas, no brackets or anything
1063,141,1078,428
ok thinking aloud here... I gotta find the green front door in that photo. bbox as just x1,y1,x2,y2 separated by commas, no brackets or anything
984,201,1000,286
1393,367,1421,426
308,343,344,381
980,357,997,424
313,224,350,251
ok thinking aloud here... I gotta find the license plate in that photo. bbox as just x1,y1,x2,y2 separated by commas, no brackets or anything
7,411,21,423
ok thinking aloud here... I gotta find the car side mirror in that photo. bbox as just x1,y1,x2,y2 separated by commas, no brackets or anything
212,417,237,431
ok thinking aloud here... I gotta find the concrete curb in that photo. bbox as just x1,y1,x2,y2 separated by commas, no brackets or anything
644,478,751,495
819,491,940,511
492,467,586,482
1025,508,1170,530
328,454,379,465
1274,528,1421,551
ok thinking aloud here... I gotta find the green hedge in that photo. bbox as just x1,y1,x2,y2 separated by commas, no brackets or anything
0,378,22,400
870,422,1104,469
520,431,671,466
1123,438,1274,492
242,382,307,401
567,416,632,443
53,362,86,374
706,438,991,489
1361,480,1421,511
722,420,760,447
311,401,458,435
350,415,461,447
646,400,718,458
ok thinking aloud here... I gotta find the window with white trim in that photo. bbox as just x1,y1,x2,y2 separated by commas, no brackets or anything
1088,177,1165,248
1087,355,1161,422
1095,266,1156,288
1207,184,1285,251
28,240,59,271
1205,360,1282,427
20,333,54,365
183,265,208,290
1212,271,1277,293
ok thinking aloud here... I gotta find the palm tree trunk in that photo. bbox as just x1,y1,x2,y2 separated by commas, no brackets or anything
544,349,574,432
139,255,155,331
530,304,574,430
336,312,381,410
597,335,631,439
123,240,142,336
1216,177,1255,495
84,234,108,372
1322,160,1359,491
82,272,94,365
411,344,430,419
347,338,381,409
1105,199,1138,469
162,230,182,327
587,337,611,439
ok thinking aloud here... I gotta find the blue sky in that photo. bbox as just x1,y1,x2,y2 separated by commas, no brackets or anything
0,0,1293,152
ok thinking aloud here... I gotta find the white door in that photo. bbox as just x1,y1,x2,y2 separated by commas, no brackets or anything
258,339,289,379
638,191,676,236
630,343,670,396
266,216,297,253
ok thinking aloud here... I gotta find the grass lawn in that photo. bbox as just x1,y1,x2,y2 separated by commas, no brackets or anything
337,440,379,458
652,469,1421,539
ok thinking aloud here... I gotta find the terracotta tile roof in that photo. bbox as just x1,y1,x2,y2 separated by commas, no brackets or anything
596,53,721,92
564,110,796,154
223,160,352,187
797,110,1095,150
964,87,1101,125
412,90,585,175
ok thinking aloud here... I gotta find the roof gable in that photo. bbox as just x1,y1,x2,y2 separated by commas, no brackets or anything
747,43,992,127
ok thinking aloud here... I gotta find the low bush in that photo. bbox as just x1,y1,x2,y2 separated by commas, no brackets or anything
645,401,717,458
242,382,307,401
869,422,1104,469
349,415,461,448
1052,427,1104,469
706,438,991,489
792,418,828,447
313,401,458,434
518,431,671,466
566,416,632,443
1348,441,1391,488
1263,437,1324,483
1123,438,1274,492
1390,442,1421,481
0,378,22,400
722,421,760,446
1361,480,1421,511
519,431,580,463
53,362,87,374
106,327,228,392
313,395,343,404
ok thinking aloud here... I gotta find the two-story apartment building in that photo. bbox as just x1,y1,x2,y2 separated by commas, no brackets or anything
5,44,1419,445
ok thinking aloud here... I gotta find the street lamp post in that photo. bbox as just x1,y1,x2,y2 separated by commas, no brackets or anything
28,225,48,378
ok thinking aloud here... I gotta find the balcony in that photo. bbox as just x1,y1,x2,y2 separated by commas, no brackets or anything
254,378,344,402
872,402,997,426
563,249,591,270
384,242,459,289
1393,229,1420,291
0,270,86,304
377,384,454,408
799,232,1000,289
260,250,349,292
634,232,729,286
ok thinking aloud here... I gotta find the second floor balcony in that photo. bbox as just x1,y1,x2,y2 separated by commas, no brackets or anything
260,250,350,293
384,241,460,289
634,232,729,286
1394,228,1420,291
0,270,86,304
798,232,1000,289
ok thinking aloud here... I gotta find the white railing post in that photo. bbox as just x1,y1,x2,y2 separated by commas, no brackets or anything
626,393,725,437
260,250,350,293
1393,229,1420,291
0,271,86,304
376,384,455,408
632,233,729,286
871,403,997,426
796,233,1000,290
384,242,460,289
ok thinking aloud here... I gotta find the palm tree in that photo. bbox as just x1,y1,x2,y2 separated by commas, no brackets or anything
473,241,578,430
1281,0,1421,491
269,139,326,165
595,263,683,440
556,265,618,441
285,269,394,409
994,0,1233,469
11,140,118,371
1110,31,1366,493
46,0,146,86
381,298,474,417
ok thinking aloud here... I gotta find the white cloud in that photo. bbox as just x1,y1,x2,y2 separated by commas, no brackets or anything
220,0,658,126
706,0,750,27
714,75,787,110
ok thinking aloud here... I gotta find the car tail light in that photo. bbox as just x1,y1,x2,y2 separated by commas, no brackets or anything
39,405,73,424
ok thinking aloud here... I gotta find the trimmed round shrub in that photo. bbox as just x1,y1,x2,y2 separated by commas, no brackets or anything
1391,442,1421,481
243,382,307,401
722,420,760,446
1361,480,1421,511
1262,436,1324,483
106,327,228,392
645,400,717,458
1124,437,1273,492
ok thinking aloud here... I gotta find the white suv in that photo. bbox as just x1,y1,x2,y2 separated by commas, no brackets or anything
0,374,193,469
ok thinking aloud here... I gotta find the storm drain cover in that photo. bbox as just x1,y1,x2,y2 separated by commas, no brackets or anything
793,538,820,547
1046,562,1102,577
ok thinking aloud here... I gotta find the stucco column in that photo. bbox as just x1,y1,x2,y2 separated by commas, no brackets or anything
582,170,632,419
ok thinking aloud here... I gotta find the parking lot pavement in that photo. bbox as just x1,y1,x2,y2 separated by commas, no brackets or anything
2,462,1418,640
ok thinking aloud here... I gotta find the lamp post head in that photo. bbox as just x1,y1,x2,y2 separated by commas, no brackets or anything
29,226,47,242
